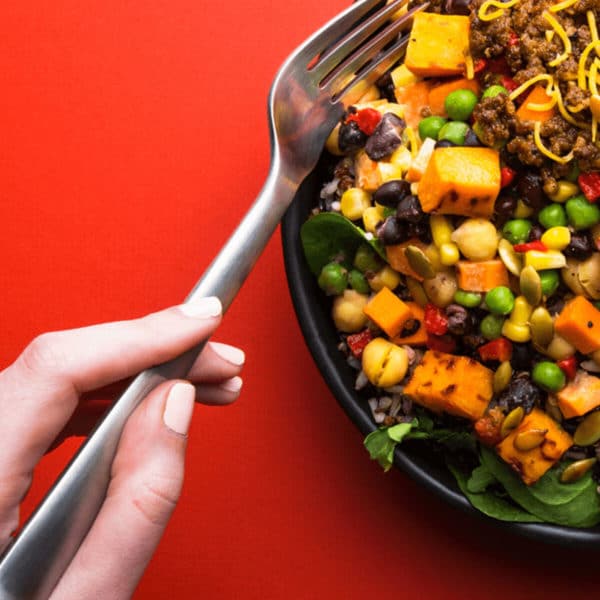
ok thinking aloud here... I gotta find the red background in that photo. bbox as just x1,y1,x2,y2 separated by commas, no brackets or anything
1,1,599,598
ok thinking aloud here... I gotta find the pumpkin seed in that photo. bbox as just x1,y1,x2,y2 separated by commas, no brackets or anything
545,401,563,423
560,458,597,483
573,410,600,446
493,360,513,394
529,306,554,348
405,245,436,280
519,265,542,306
577,253,600,300
544,334,576,361
405,277,429,307
500,406,524,438
513,428,548,451
498,238,523,276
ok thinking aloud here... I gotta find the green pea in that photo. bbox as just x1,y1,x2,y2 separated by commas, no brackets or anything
485,286,515,315
444,89,479,121
532,361,566,392
418,116,448,141
353,244,382,273
482,84,509,99
565,195,600,230
538,203,567,229
539,270,560,297
453,289,483,308
318,262,348,295
348,269,369,294
438,121,469,146
480,314,505,340
502,219,532,244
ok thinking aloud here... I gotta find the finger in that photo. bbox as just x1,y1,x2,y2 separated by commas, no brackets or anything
50,380,196,600
0,297,222,547
187,341,245,382
194,375,243,405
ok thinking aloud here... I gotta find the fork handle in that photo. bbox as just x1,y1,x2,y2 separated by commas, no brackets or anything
0,158,294,600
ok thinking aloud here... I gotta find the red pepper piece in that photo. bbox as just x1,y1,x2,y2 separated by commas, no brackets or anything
426,333,456,353
508,31,520,46
424,303,449,336
513,240,548,252
486,56,510,75
557,356,578,381
578,172,600,203
346,329,373,359
473,58,487,74
501,75,519,93
346,108,382,136
500,166,516,188
477,337,513,362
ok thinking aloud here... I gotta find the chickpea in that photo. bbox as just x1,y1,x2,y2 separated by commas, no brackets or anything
332,289,369,333
362,337,409,388
423,270,458,308
451,218,498,261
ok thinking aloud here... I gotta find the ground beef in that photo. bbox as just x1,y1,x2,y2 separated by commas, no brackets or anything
472,94,516,148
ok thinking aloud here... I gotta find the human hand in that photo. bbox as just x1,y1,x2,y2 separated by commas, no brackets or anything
0,297,244,599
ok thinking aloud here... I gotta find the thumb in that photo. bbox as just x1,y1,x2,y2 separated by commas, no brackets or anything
51,381,196,600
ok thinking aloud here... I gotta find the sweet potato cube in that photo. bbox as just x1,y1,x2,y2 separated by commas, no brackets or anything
455,260,509,292
556,371,600,419
394,80,432,129
391,302,428,346
417,147,501,218
404,13,471,77
363,287,413,338
404,350,493,420
496,408,572,485
385,238,428,281
554,295,600,354
516,85,556,123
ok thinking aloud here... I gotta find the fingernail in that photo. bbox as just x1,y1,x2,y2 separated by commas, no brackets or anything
163,382,195,434
219,376,243,393
178,296,222,318
211,342,245,366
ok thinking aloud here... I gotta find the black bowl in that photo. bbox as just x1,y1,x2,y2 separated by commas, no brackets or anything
281,154,600,547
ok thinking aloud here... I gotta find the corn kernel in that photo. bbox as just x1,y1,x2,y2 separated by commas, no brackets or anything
547,180,579,203
369,265,402,291
340,187,372,221
357,85,381,103
514,199,534,218
377,160,405,183
439,242,460,266
362,206,385,234
502,321,532,343
389,145,412,171
510,295,534,325
390,63,420,88
430,215,453,247
540,226,571,251
524,249,567,270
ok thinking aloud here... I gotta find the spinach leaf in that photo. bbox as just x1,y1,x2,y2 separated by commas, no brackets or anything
300,212,384,275
466,464,497,494
364,421,418,472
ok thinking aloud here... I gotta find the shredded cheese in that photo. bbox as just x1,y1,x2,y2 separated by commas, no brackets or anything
477,0,520,22
549,0,578,12
578,40,600,90
588,10,600,59
464,53,475,80
552,82,588,128
543,11,571,67
509,74,553,101
533,121,574,164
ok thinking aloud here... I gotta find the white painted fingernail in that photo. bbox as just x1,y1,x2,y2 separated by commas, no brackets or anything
178,296,222,318
211,342,245,366
219,376,243,393
163,382,195,434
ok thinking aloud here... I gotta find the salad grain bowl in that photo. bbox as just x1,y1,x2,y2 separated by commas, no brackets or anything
284,0,600,536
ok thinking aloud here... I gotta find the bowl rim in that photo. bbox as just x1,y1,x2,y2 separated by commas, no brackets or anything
280,162,600,548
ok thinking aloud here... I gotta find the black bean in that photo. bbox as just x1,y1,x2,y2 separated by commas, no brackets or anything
406,221,432,243
563,231,594,260
396,194,425,223
365,113,406,161
510,343,533,371
444,0,471,15
376,216,409,245
435,139,456,148
528,223,544,241
446,304,471,336
463,128,482,147
373,179,411,208
516,171,545,212
493,194,517,227
545,294,565,316
497,374,541,414
338,120,367,153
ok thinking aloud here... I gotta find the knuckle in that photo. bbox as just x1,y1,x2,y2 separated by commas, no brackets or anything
19,332,68,378
132,473,183,527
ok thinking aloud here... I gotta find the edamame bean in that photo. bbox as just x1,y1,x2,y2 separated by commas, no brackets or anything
538,203,567,228
485,286,515,315
453,289,482,308
418,116,447,141
532,361,566,392
482,84,509,99
444,89,479,121
539,269,560,297
437,121,469,146
318,262,348,295
566,195,600,230
480,314,505,340
502,219,532,244
348,269,370,294
354,244,382,273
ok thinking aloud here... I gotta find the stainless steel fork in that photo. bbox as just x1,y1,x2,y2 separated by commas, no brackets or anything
0,1,425,597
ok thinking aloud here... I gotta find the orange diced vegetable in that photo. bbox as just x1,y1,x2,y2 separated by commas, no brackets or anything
404,13,471,77
556,371,600,419
554,296,600,354
455,260,509,292
385,238,428,281
428,78,481,117
391,302,428,346
406,137,436,182
496,408,572,485
403,350,493,420
516,86,556,123
417,147,501,218
363,287,413,338
394,80,432,129
354,150,381,192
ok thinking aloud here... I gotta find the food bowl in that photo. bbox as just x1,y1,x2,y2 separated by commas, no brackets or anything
280,155,600,547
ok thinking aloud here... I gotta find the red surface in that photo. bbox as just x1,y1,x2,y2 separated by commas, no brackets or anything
1,2,600,598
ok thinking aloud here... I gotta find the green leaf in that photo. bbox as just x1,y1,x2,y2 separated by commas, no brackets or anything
387,422,416,442
364,421,417,472
300,212,384,275
467,464,497,494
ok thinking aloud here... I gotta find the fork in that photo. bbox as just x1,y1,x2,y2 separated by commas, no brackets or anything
0,1,425,597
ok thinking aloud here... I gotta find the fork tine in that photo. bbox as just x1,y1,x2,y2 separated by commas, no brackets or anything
321,2,429,101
